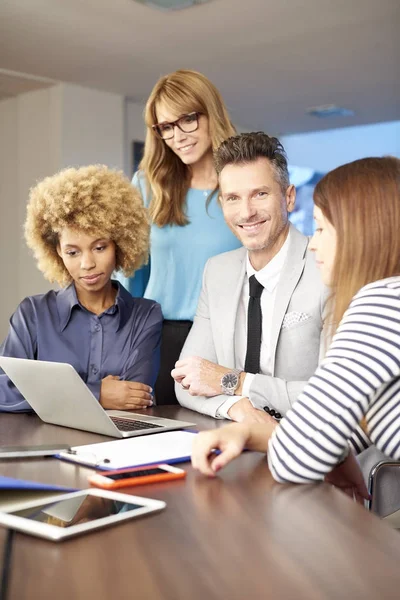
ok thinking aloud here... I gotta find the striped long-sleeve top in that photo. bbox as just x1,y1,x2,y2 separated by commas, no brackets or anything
268,276,400,483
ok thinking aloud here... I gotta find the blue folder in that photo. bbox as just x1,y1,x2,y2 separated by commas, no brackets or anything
0,476,77,512
0,475,75,492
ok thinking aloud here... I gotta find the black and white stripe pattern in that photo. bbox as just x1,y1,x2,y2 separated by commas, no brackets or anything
268,277,400,483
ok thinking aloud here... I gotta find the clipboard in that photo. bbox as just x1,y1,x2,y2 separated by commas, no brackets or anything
56,430,197,470
0,476,77,512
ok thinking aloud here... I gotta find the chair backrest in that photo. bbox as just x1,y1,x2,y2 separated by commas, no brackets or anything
357,445,387,483
368,461,400,518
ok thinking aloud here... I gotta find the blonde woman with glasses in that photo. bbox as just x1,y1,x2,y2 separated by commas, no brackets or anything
130,69,241,405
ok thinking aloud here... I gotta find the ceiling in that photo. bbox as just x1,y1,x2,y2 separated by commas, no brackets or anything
0,70,55,100
0,0,399,135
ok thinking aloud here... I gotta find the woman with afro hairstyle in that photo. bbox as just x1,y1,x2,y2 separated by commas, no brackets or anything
0,165,162,412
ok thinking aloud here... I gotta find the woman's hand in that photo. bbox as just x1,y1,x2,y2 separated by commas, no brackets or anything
324,451,370,504
191,423,252,476
192,418,276,477
99,375,153,410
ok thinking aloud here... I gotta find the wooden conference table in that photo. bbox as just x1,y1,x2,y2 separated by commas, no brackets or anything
1,407,400,600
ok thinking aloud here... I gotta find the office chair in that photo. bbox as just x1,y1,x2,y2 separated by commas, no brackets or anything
368,460,400,519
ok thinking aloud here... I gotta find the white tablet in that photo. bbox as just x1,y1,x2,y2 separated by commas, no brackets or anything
0,488,166,541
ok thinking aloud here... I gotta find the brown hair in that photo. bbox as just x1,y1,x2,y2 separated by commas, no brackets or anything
140,69,236,227
314,156,400,333
25,165,150,287
214,131,290,193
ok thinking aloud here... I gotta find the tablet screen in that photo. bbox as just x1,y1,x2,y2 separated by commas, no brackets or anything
9,493,143,528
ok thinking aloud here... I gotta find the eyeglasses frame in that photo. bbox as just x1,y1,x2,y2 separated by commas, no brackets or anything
152,111,202,140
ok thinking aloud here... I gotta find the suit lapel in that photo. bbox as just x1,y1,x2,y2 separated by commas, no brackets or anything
223,249,247,366
270,225,309,372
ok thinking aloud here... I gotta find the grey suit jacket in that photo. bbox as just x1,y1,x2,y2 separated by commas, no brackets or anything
175,225,327,418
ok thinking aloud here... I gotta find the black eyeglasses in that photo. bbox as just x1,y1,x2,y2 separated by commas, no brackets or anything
152,112,201,140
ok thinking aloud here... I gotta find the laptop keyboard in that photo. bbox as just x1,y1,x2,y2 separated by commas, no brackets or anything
110,417,162,432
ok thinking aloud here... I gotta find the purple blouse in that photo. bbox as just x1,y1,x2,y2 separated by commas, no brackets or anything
0,282,162,412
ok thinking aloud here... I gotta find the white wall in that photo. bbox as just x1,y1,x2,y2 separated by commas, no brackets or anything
125,100,146,176
61,84,124,170
0,84,125,339
281,120,400,172
0,98,19,340
17,86,62,304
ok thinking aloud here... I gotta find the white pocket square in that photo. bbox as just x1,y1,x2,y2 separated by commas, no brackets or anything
282,311,311,329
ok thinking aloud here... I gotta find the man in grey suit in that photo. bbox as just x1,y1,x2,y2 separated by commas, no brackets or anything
172,132,326,422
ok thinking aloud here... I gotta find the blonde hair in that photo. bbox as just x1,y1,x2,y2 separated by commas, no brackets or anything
25,165,150,287
141,69,236,227
314,156,400,334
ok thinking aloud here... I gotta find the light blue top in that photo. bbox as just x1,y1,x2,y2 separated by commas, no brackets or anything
130,171,242,320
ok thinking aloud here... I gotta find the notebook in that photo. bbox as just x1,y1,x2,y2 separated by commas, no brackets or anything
57,430,197,470
0,357,195,438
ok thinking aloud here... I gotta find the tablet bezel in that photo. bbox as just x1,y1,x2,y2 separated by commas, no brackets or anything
0,488,166,541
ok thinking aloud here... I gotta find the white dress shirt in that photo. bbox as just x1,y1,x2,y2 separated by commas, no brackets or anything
217,230,291,419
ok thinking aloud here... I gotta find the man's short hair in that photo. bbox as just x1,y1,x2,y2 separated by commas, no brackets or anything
214,132,290,193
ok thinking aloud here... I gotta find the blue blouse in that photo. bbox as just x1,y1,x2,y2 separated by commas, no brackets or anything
0,282,162,412
130,172,242,320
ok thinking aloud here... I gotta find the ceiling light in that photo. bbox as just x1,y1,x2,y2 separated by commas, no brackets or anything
133,0,213,11
306,104,355,118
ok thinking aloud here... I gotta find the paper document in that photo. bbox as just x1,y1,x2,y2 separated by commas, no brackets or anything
57,430,197,470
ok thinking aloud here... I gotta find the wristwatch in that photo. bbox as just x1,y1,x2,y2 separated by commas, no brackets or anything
221,369,242,396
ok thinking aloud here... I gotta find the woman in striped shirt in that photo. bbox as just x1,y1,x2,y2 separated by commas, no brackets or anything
191,156,400,500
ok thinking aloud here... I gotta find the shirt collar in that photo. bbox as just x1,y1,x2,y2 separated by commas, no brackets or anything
246,228,291,293
56,280,134,331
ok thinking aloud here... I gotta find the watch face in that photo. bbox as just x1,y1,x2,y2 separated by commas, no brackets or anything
222,373,238,389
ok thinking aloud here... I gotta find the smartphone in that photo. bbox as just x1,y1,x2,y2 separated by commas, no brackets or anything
88,464,186,490
0,444,71,459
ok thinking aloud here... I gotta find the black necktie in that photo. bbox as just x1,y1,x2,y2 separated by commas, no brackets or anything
244,275,264,374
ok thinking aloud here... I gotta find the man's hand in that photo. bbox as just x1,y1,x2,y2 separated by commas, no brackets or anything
324,451,370,505
228,397,277,425
171,356,231,397
99,375,153,411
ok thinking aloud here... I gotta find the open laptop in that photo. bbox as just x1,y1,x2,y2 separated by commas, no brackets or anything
0,357,195,438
